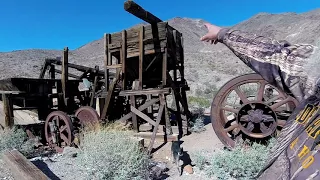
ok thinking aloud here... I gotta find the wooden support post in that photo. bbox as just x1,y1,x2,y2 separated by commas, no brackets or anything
172,30,178,81
124,1,162,24
121,30,127,89
130,95,138,132
2,93,14,127
104,33,110,91
61,47,69,106
2,150,49,180
162,47,167,86
139,26,144,90
147,94,165,154
90,66,99,107
49,64,55,79
164,99,173,135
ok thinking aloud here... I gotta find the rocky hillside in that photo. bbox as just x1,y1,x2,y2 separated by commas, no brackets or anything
1,8,320,96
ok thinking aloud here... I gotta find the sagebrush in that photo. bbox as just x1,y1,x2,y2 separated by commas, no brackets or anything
77,124,150,180
0,127,34,157
193,139,276,180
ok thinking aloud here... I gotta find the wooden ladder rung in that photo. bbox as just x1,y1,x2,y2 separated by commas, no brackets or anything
106,64,122,69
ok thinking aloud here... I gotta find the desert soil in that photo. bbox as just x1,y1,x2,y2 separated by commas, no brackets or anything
0,115,224,180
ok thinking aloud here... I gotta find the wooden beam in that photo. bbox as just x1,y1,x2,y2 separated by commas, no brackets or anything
2,150,49,180
130,95,138,132
131,106,156,126
106,64,122,69
148,98,165,153
117,98,160,123
124,0,162,24
2,93,14,127
162,47,167,86
139,26,144,89
122,30,127,89
119,88,170,96
61,47,69,106
100,69,120,120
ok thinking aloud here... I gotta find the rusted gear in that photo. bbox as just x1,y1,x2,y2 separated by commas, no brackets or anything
211,73,299,148
44,111,74,153
75,106,100,127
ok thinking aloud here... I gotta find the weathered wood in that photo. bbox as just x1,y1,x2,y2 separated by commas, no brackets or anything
148,94,165,153
104,33,110,91
2,150,49,180
61,47,69,106
100,69,120,120
90,66,99,107
130,95,138,131
162,47,167,86
119,88,170,96
106,64,122,69
139,26,144,89
49,65,55,79
122,30,127,89
2,93,14,127
124,0,162,24
117,98,160,123
134,132,178,142
131,106,156,126
54,69,80,79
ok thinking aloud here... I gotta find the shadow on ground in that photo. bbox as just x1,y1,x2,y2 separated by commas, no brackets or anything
32,160,60,180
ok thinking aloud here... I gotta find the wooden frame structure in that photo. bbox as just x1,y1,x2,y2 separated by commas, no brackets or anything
96,1,191,150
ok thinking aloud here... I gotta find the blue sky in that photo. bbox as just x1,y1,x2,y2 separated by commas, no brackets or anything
0,0,319,52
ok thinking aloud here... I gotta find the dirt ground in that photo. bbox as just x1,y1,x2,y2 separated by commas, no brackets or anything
0,115,224,180
149,115,224,179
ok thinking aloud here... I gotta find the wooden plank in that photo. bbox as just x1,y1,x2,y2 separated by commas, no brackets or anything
124,0,162,24
139,26,144,89
100,69,120,120
90,66,99,107
110,22,166,44
131,106,156,126
2,150,48,180
49,64,55,79
119,88,170,96
162,47,167,86
61,47,69,106
106,64,122,69
2,93,14,127
130,95,138,132
117,98,160,122
148,99,165,153
104,33,110,91
122,30,127,89
134,132,178,142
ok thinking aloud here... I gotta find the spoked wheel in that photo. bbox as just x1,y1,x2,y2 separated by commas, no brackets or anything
44,111,74,153
75,106,100,127
211,73,299,148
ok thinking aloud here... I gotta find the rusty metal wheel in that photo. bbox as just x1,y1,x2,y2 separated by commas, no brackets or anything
44,111,74,153
75,106,100,127
211,73,299,148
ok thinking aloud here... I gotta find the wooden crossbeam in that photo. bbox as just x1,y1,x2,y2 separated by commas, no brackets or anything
131,106,156,126
2,150,48,180
117,98,159,123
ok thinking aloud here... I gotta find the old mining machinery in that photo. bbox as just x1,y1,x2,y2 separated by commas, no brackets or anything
0,1,191,153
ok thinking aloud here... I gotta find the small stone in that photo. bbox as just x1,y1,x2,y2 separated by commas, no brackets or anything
184,165,194,174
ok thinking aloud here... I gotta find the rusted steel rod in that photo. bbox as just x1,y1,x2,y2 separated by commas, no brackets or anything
124,1,162,24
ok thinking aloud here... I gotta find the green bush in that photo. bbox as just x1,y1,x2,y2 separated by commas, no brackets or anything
190,116,206,133
188,96,211,108
193,139,276,180
77,126,150,180
0,127,34,157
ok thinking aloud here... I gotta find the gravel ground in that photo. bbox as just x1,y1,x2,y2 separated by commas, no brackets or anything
0,115,224,180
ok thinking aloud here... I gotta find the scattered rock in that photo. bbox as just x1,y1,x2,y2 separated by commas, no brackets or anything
62,147,79,158
184,164,194,174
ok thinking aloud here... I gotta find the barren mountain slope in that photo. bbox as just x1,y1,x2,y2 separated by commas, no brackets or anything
1,9,320,96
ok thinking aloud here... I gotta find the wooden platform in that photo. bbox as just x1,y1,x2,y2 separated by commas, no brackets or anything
2,150,48,180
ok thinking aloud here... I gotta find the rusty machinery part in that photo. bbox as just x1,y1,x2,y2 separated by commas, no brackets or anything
44,111,74,153
211,73,299,148
74,106,100,126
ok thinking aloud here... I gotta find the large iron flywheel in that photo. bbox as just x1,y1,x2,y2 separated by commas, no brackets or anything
211,73,299,148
